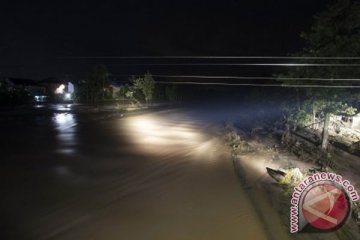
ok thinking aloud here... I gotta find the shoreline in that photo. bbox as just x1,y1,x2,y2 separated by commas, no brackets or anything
223,122,360,239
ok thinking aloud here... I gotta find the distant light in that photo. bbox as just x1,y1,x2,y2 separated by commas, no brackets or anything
55,84,66,94
68,82,74,93
34,95,47,102
64,93,71,100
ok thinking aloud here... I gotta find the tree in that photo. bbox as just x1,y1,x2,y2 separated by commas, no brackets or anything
165,84,179,102
86,65,111,104
279,0,360,150
131,72,155,105
281,99,313,132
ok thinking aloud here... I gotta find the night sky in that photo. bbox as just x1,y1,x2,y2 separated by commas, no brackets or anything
0,0,331,79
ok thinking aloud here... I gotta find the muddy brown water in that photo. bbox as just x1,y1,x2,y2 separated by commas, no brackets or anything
0,108,291,240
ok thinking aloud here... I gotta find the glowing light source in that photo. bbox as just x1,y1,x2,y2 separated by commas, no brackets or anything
55,84,66,94
64,93,71,100
34,95,47,102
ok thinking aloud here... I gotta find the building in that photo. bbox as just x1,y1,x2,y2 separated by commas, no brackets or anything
7,78,47,102
40,78,74,102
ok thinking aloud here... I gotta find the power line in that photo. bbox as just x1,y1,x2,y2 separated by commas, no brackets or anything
58,56,360,60
155,81,360,88
3,63,360,68
147,74,360,81
60,63,360,66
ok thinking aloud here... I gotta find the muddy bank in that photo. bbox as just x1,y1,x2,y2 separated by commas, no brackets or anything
222,122,360,240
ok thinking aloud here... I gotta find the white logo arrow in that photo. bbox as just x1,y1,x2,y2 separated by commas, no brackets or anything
302,188,340,224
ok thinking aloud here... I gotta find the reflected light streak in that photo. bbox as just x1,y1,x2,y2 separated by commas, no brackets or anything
55,104,72,111
54,113,74,127
125,115,202,148
123,114,223,164
53,113,77,155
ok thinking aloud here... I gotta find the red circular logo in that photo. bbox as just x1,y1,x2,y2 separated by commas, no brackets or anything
301,182,350,231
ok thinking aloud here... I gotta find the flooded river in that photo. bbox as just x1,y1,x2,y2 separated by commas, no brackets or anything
0,106,289,240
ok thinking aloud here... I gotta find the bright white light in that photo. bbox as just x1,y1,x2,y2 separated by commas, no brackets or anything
64,93,71,100
125,115,201,147
55,84,66,94
134,118,156,132
122,113,220,163
53,113,77,155
54,113,73,125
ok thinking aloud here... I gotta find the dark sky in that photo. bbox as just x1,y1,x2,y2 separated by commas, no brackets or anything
0,0,331,79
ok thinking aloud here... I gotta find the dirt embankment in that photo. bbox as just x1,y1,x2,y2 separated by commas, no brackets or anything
221,122,360,240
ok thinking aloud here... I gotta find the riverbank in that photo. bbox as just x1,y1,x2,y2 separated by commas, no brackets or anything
222,122,360,239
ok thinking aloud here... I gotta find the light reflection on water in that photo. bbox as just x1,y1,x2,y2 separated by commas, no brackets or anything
111,111,271,239
127,116,201,146
52,113,77,155
51,104,72,111
3,109,281,240
33,104,46,109
122,113,220,164
123,113,207,154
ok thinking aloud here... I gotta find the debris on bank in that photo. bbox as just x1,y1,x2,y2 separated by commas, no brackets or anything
222,120,360,238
